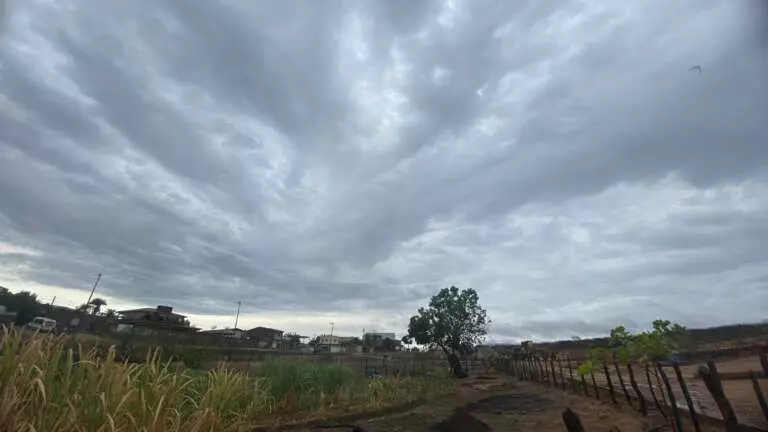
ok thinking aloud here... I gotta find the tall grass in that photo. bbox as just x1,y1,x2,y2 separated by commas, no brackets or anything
0,327,454,431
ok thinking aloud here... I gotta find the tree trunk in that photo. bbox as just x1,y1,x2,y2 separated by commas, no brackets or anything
447,353,468,379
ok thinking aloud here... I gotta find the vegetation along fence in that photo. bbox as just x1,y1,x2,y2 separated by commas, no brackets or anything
496,349,768,432
356,356,488,378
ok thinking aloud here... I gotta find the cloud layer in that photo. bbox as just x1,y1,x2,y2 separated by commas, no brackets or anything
1,0,766,341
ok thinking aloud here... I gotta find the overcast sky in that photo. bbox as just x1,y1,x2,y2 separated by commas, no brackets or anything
1,0,766,342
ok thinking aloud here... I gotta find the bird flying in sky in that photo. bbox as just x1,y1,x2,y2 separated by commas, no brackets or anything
689,65,702,73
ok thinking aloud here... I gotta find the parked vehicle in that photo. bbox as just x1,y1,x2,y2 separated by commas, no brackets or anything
26,316,57,333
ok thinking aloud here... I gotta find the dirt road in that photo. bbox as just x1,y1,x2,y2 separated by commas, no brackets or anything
306,375,721,432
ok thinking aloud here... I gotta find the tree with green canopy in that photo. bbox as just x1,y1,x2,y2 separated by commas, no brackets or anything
0,288,43,325
402,286,489,378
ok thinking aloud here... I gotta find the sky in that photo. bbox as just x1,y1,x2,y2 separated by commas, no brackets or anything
0,0,766,343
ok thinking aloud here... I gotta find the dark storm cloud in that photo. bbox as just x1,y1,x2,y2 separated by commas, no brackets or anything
1,0,766,338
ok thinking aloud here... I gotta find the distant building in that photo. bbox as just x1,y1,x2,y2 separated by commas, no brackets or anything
339,336,359,344
199,328,245,340
365,332,396,340
296,343,313,353
317,334,341,346
312,334,343,353
363,332,401,352
246,326,284,349
337,336,362,353
42,304,99,333
115,305,197,336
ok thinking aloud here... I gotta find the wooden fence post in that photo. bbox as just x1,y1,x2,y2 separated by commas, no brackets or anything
521,357,527,380
654,365,669,406
613,360,633,407
699,361,739,432
566,357,578,393
759,348,768,376
657,362,684,432
749,370,768,426
627,362,648,416
671,361,702,432
645,363,668,422
526,356,534,381
525,357,532,380
526,356,533,381
590,370,600,399
536,357,546,384
603,363,618,405
558,357,567,391
550,355,559,388
580,373,590,396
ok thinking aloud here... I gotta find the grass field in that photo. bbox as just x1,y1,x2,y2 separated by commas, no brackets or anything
0,328,454,431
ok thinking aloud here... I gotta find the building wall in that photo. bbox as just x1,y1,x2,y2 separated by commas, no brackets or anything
317,334,341,346
247,328,284,349
316,344,342,353
344,345,362,353
200,329,244,339
122,311,186,324
114,323,193,337
121,311,148,321
366,332,396,340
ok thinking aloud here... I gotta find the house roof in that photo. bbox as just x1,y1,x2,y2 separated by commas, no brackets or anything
117,307,187,318
246,326,283,334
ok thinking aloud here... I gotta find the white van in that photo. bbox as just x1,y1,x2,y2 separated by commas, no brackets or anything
26,316,57,333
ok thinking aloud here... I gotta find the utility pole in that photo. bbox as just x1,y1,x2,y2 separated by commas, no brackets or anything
328,321,334,352
85,273,102,307
79,273,101,332
234,301,241,330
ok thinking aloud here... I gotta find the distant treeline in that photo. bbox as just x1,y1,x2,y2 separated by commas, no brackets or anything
496,322,768,352
0,287,44,325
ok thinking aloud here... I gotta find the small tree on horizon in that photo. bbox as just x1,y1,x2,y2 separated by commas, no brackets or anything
89,297,107,315
402,286,489,378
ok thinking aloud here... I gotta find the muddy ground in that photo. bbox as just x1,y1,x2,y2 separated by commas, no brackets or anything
305,375,723,432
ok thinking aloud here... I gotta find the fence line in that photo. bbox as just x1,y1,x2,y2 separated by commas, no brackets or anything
495,350,768,432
